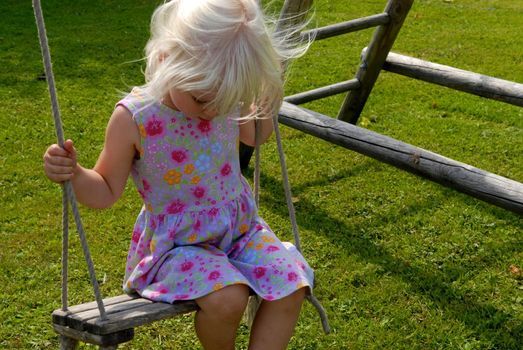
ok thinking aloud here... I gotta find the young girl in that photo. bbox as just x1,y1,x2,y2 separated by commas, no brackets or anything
43,0,313,349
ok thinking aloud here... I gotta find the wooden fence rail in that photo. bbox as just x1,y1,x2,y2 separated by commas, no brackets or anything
301,13,390,41
378,50,523,107
284,79,360,105
278,102,523,215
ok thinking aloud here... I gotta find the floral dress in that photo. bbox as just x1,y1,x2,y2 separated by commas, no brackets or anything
120,87,314,303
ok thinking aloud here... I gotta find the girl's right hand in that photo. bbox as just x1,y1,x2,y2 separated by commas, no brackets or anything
43,139,78,183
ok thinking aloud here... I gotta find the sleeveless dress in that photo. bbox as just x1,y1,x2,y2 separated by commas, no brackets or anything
119,87,314,303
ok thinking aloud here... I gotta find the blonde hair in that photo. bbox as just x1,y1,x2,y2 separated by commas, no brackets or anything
142,0,310,120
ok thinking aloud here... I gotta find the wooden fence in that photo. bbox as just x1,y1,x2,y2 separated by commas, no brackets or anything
277,0,523,214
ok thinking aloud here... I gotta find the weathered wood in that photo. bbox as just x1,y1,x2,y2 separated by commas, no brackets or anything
53,295,199,335
54,324,133,347
65,297,155,331
379,50,523,107
277,0,313,28
59,335,79,350
284,79,360,105
301,13,390,41
279,102,523,214
88,300,198,334
53,294,136,327
337,0,414,124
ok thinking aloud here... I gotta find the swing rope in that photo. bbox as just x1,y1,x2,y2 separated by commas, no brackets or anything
254,113,330,334
32,0,107,320
266,116,331,334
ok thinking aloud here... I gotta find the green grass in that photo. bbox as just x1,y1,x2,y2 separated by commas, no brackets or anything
1,0,522,349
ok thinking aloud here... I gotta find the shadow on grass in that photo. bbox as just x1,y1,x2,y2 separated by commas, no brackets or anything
254,168,522,349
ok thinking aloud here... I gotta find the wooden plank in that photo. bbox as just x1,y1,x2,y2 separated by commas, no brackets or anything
380,50,523,107
53,324,133,347
53,294,139,326
66,298,155,331
337,0,414,124
66,294,138,314
301,13,390,41
85,300,199,335
279,102,523,214
285,79,360,105
54,296,198,335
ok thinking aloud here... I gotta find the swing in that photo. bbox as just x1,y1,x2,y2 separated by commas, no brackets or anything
32,0,329,348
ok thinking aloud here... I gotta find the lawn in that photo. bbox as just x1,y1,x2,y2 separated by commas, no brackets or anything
0,0,521,349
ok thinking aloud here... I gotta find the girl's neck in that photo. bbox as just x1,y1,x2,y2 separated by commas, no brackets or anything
161,94,179,111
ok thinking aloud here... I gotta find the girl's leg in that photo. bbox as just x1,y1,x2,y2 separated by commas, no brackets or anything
248,288,306,350
194,284,250,350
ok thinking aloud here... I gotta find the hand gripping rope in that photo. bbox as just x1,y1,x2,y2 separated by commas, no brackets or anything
32,0,107,320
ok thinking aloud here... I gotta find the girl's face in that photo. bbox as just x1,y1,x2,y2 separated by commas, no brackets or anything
166,89,218,120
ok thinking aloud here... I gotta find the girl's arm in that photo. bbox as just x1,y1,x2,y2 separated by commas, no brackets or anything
43,106,140,208
238,105,274,146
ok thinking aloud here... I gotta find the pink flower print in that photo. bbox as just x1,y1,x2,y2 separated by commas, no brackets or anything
296,260,306,270
192,186,206,199
149,218,157,230
168,228,176,240
287,272,298,282
193,219,201,231
197,120,212,134
240,201,247,213
220,163,232,177
171,149,188,163
231,243,241,252
142,179,151,192
255,224,264,231
166,199,185,214
207,207,219,218
175,294,190,300
131,230,141,243
180,261,194,272
266,245,280,253
149,291,161,299
208,270,221,281
253,266,266,279
144,116,164,136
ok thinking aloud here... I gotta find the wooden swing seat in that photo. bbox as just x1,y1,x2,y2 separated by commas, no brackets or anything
52,294,198,347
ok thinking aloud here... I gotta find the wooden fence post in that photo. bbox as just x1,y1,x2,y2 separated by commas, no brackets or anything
337,0,413,124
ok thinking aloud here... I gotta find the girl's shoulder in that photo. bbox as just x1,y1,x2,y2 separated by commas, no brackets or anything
116,87,158,122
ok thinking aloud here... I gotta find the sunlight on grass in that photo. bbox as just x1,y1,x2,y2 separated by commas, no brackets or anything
0,0,521,349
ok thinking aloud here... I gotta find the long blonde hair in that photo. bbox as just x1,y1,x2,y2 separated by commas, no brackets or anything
142,0,310,120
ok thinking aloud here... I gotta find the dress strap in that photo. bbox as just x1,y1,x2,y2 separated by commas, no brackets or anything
116,87,155,123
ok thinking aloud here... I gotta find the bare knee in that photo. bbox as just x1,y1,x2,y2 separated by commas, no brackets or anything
196,284,250,322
